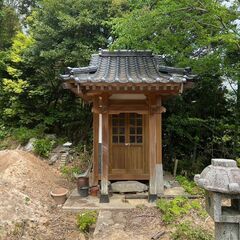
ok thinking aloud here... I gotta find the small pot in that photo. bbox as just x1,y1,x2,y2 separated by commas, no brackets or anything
76,177,89,190
79,186,89,197
50,187,68,205
90,186,99,197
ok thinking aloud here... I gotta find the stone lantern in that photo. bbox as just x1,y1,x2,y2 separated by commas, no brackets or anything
194,159,240,240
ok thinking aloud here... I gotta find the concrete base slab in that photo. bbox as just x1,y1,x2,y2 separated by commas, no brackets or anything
63,189,155,211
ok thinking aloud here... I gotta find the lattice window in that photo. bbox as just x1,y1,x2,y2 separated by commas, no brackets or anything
112,113,125,143
129,113,143,144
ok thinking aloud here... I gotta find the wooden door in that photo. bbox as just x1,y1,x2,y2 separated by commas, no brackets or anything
109,113,148,179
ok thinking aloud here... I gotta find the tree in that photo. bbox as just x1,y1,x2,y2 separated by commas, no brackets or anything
0,0,128,143
0,1,20,50
110,0,240,174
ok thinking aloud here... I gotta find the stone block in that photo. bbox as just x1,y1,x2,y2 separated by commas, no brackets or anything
111,181,148,193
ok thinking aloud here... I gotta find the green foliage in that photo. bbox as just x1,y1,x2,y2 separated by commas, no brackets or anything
0,124,8,140
110,0,240,174
60,165,81,181
172,221,213,240
61,147,92,181
157,197,192,223
1,0,119,143
0,4,20,50
0,32,34,125
176,176,204,195
237,158,240,168
156,197,207,224
12,127,38,145
76,211,97,232
33,138,55,158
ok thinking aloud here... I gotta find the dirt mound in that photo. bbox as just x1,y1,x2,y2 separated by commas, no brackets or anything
0,150,80,240
0,150,63,201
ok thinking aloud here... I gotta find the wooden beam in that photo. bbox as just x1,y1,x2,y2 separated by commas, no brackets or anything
109,109,148,115
108,104,149,114
107,174,150,180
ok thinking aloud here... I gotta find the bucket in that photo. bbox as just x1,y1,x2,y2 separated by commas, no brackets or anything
77,177,89,191
50,187,68,205
79,186,89,197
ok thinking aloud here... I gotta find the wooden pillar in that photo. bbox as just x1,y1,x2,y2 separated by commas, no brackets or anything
92,112,99,186
148,95,158,202
100,95,110,203
156,97,164,195
91,97,100,187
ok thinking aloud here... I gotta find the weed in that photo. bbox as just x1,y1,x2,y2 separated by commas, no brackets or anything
156,197,207,224
172,221,213,240
12,221,25,236
191,199,201,210
157,197,191,223
76,211,97,232
176,175,204,195
60,165,81,181
61,148,92,181
33,138,55,158
24,196,31,205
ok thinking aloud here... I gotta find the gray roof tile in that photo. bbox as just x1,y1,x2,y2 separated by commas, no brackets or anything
60,50,196,84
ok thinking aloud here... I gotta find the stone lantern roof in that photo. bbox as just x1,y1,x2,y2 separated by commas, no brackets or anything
194,159,240,194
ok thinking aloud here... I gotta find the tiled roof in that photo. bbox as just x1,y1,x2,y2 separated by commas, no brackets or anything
60,50,196,84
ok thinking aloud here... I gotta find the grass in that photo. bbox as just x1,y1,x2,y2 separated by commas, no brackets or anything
172,221,213,240
156,196,207,224
156,196,210,239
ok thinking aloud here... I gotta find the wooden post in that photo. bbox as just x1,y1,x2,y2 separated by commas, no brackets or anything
92,112,99,186
148,95,158,202
100,95,110,203
91,98,99,187
156,96,164,195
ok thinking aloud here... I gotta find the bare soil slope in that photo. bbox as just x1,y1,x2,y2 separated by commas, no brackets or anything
0,150,82,240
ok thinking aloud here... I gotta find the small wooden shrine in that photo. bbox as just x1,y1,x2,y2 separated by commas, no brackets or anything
61,49,195,202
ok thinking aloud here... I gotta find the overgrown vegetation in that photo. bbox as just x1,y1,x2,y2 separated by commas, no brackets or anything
157,197,210,238
156,197,207,224
33,138,55,158
172,221,213,240
76,211,97,233
12,126,46,145
60,147,91,180
176,176,204,195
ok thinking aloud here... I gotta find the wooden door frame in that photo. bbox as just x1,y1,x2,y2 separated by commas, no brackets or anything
109,113,149,180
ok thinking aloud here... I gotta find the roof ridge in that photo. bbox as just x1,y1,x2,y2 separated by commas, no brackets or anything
100,49,153,57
